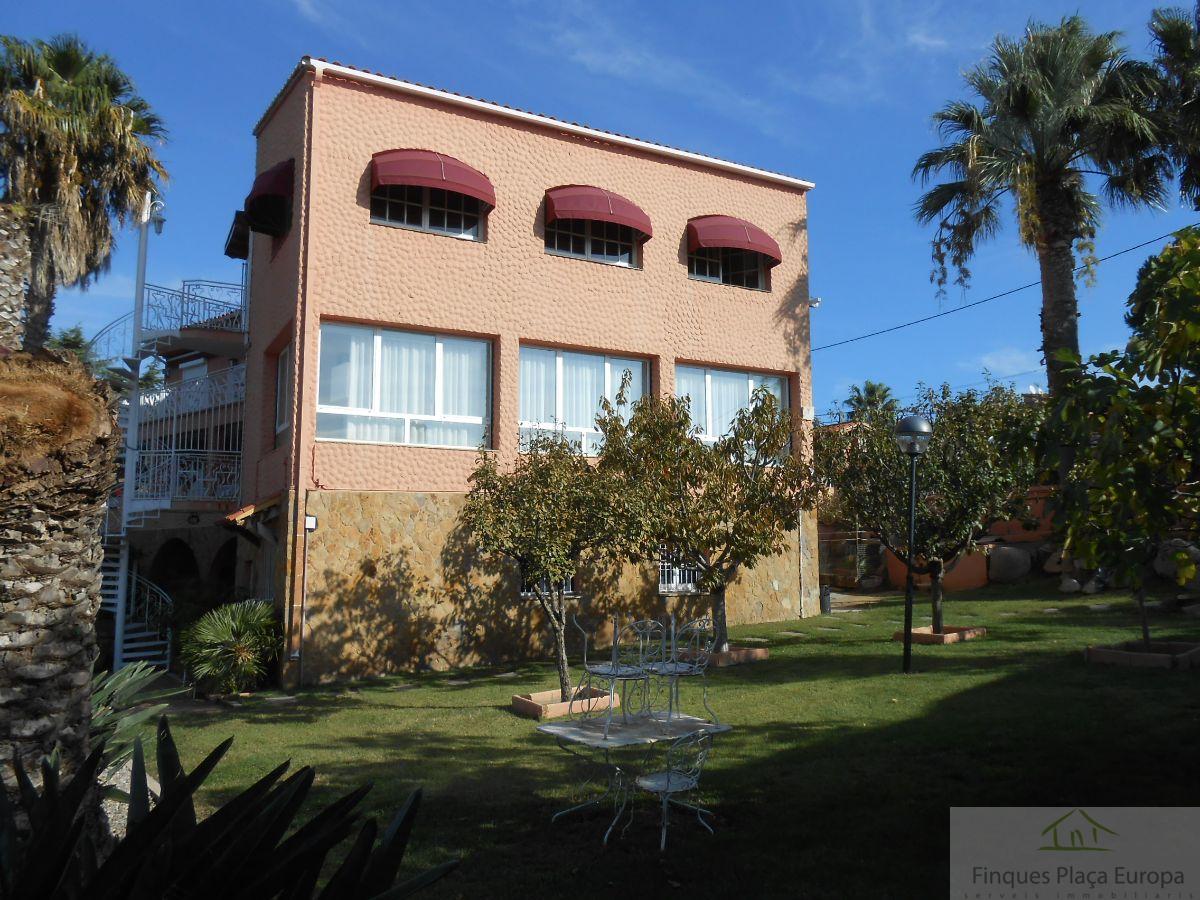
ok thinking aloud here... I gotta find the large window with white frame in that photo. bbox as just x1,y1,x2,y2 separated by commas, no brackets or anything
316,323,491,449
369,185,484,240
687,247,768,289
675,364,788,443
544,219,640,268
274,344,292,445
518,347,646,454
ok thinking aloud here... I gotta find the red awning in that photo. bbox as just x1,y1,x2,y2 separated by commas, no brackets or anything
686,215,782,266
223,210,249,260
544,185,652,239
371,149,496,209
244,158,295,237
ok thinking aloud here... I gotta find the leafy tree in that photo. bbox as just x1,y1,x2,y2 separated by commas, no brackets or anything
1049,227,1200,647
815,384,1041,636
462,434,624,701
596,388,817,653
46,323,162,389
0,34,166,349
913,16,1169,398
844,380,898,421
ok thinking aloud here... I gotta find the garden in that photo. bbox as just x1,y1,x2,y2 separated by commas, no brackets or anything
165,585,1200,899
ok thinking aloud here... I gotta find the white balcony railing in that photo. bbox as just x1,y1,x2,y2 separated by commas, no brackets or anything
132,450,241,503
140,364,246,421
142,280,245,337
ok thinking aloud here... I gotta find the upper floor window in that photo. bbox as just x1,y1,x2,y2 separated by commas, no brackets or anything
687,247,766,289
370,186,484,240
545,219,639,268
686,215,781,291
274,344,292,435
369,149,495,242
317,323,490,449
519,347,647,454
675,364,788,443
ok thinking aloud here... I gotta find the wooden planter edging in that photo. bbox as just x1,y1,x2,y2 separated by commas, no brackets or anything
1085,641,1200,670
891,625,987,645
511,687,618,721
678,645,770,667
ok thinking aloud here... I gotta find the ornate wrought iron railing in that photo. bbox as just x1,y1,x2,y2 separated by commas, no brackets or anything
88,311,135,372
142,282,244,336
133,450,241,503
140,364,246,421
129,573,174,635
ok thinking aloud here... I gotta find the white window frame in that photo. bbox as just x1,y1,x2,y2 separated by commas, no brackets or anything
518,348,646,453
676,365,789,444
274,344,292,434
519,572,578,598
544,218,640,268
687,246,768,290
316,325,492,449
369,184,484,241
658,546,702,595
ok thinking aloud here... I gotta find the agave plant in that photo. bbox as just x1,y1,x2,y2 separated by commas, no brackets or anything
180,600,280,695
91,661,181,776
0,717,458,899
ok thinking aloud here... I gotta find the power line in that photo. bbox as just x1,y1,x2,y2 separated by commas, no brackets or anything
815,367,1046,424
811,225,1200,353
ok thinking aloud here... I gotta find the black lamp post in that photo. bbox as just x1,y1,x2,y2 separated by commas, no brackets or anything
894,414,932,674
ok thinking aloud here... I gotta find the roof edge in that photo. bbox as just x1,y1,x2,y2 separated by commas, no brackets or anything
256,57,813,191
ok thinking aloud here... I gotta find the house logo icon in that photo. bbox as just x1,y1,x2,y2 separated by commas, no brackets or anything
1038,809,1118,852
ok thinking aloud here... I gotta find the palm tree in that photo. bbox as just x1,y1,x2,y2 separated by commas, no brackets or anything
913,17,1170,397
0,34,166,350
1149,6,1200,207
843,381,898,421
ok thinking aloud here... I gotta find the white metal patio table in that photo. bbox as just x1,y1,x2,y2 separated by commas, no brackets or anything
537,714,731,844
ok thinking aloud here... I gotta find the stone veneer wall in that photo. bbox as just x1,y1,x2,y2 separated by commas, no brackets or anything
296,489,816,683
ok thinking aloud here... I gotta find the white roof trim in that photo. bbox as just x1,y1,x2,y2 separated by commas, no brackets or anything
304,58,814,192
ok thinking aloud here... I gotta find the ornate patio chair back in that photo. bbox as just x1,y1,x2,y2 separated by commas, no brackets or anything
629,618,666,669
666,729,713,786
572,614,599,669
612,618,649,671
678,617,715,671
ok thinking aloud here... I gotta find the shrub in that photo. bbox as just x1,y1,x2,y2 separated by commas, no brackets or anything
180,600,279,694
90,661,180,776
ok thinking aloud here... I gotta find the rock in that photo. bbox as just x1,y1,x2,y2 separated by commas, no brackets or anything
1081,578,1103,594
1154,539,1200,591
1043,549,1069,574
1059,576,1081,593
989,545,1032,583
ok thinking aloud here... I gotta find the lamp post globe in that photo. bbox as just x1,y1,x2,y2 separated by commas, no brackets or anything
895,414,932,673
894,414,932,456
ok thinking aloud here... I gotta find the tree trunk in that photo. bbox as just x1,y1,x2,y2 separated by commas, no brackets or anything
0,351,117,807
0,204,30,353
711,584,730,654
929,558,945,635
1135,586,1152,650
22,223,55,351
538,590,573,703
1034,226,1081,398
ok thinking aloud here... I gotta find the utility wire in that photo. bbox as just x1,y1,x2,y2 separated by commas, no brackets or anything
811,224,1200,353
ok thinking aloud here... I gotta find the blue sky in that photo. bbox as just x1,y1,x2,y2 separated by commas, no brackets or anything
11,0,1198,415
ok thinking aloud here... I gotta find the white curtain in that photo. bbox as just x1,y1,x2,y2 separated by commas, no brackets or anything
319,324,373,408
443,338,488,419
750,373,787,409
710,369,748,437
520,347,556,424
380,331,434,415
562,352,604,429
675,366,707,433
608,357,645,422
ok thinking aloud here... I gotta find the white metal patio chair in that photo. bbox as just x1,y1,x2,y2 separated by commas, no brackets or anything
635,729,715,852
645,615,718,724
571,616,660,736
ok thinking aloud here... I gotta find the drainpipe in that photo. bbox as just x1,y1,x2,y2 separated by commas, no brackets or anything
295,506,316,686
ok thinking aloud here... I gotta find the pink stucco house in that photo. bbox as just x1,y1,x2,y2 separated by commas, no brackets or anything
222,57,819,685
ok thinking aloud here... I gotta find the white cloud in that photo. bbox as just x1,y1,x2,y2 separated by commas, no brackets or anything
972,347,1043,377
290,0,323,23
906,29,949,52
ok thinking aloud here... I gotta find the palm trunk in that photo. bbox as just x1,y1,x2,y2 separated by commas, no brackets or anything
929,558,945,635
1034,226,1081,398
711,584,730,654
0,204,30,352
0,351,117,807
22,223,55,351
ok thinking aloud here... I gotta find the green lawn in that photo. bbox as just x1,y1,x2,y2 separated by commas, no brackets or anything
169,584,1200,899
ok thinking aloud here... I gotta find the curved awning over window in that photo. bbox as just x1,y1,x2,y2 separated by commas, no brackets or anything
686,215,782,266
544,185,652,239
244,158,295,237
371,149,496,209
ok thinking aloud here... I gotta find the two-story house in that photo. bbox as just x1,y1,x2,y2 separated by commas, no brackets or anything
223,57,819,685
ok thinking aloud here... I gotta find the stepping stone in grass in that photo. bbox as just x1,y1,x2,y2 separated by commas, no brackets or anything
817,626,841,632
778,631,808,637
998,612,1019,617
392,683,418,691
491,672,519,679
445,679,470,686
1042,608,1061,614
1088,603,1112,611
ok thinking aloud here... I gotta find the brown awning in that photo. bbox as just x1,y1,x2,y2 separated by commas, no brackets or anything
545,185,652,239
686,215,782,266
371,149,496,209
223,210,249,260
244,158,295,237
